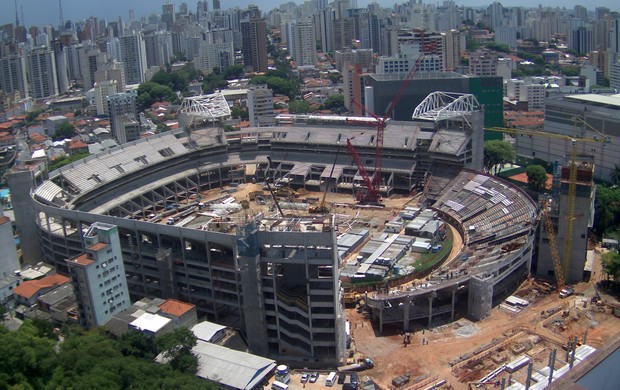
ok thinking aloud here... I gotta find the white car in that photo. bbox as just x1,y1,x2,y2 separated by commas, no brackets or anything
301,373,309,383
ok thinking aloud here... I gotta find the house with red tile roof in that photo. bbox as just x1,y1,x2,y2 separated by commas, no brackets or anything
68,140,89,156
159,298,197,328
14,274,71,306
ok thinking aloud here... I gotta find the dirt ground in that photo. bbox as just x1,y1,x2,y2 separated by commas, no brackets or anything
346,247,620,390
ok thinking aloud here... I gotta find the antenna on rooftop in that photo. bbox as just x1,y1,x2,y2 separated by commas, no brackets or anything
14,0,19,27
59,0,65,30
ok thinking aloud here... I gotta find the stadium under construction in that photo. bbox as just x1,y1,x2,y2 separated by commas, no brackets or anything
19,92,539,367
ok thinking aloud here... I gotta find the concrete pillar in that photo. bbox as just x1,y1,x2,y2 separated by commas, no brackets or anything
379,307,384,334
427,295,434,328
548,348,556,384
450,288,457,320
403,298,410,331
525,361,533,389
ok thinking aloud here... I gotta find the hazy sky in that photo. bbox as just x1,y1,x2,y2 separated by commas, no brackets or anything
2,1,619,29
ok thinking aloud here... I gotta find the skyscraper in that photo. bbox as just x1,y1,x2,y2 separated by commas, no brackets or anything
213,0,221,11
241,18,268,73
293,20,316,66
66,223,130,328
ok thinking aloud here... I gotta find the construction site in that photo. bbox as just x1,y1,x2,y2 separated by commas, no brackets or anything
15,82,618,384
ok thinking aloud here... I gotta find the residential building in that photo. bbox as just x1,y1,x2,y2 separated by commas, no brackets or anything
293,20,316,67
0,214,19,278
81,49,107,91
468,50,497,77
119,32,147,85
0,54,28,99
26,47,59,99
444,29,464,71
161,3,176,28
107,91,140,144
94,61,126,93
241,18,268,73
247,85,274,127
144,31,174,68
13,273,70,307
505,79,546,111
66,222,130,328
94,80,119,116
194,42,234,74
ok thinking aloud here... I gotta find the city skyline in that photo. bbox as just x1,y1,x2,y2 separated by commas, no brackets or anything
2,0,620,30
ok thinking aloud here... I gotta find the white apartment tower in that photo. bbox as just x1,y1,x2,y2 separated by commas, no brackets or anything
66,223,130,328
27,47,59,99
94,80,119,116
119,32,147,85
294,20,316,66
248,85,275,127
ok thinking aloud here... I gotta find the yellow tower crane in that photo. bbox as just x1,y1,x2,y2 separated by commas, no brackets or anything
485,123,611,286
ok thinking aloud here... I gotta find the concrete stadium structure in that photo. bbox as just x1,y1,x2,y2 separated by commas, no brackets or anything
23,93,538,367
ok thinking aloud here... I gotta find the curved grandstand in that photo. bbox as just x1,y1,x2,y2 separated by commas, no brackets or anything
27,107,537,366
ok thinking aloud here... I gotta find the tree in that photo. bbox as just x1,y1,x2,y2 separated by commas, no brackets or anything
323,94,345,111
54,122,76,141
223,64,245,80
117,330,156,359
483,140,515,174
610,164,620,186
525,165,548,191
594,185,620,235
155,328,198,374
288,100,310,114
601,251,620,282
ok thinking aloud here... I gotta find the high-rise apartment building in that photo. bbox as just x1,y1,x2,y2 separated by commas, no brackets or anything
194,42,234,74
66,223,130,328
444,29,464,71
293,20,316,66
0,54,28,98
107,91,140,144
0,211,20,278
81,49,107,91
26,47,59,99
241,18,268,73
468,50,497,76
95,61,126,93
247,85,274,127
94,80,118,116
144,31,174,68
213,0,221,11
119,32,147,85
162,3,176,28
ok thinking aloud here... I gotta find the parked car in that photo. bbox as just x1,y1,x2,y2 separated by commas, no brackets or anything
301,374,309,383
559,287,575,298
309,373,319,383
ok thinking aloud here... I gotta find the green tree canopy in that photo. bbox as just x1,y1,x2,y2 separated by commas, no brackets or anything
155,327,198,374
323,94,345,111
594,185,620,235
0,320,214,390
483,140,515,174
525,165,548,192
288,100,310,114
610,164,620,186
54,122,76,141
601,251,620,282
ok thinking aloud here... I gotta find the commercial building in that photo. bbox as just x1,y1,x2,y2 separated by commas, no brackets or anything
66,222,130,328
364,72,504,129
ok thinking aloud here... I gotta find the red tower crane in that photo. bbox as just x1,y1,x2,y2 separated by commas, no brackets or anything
347,45,431,204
